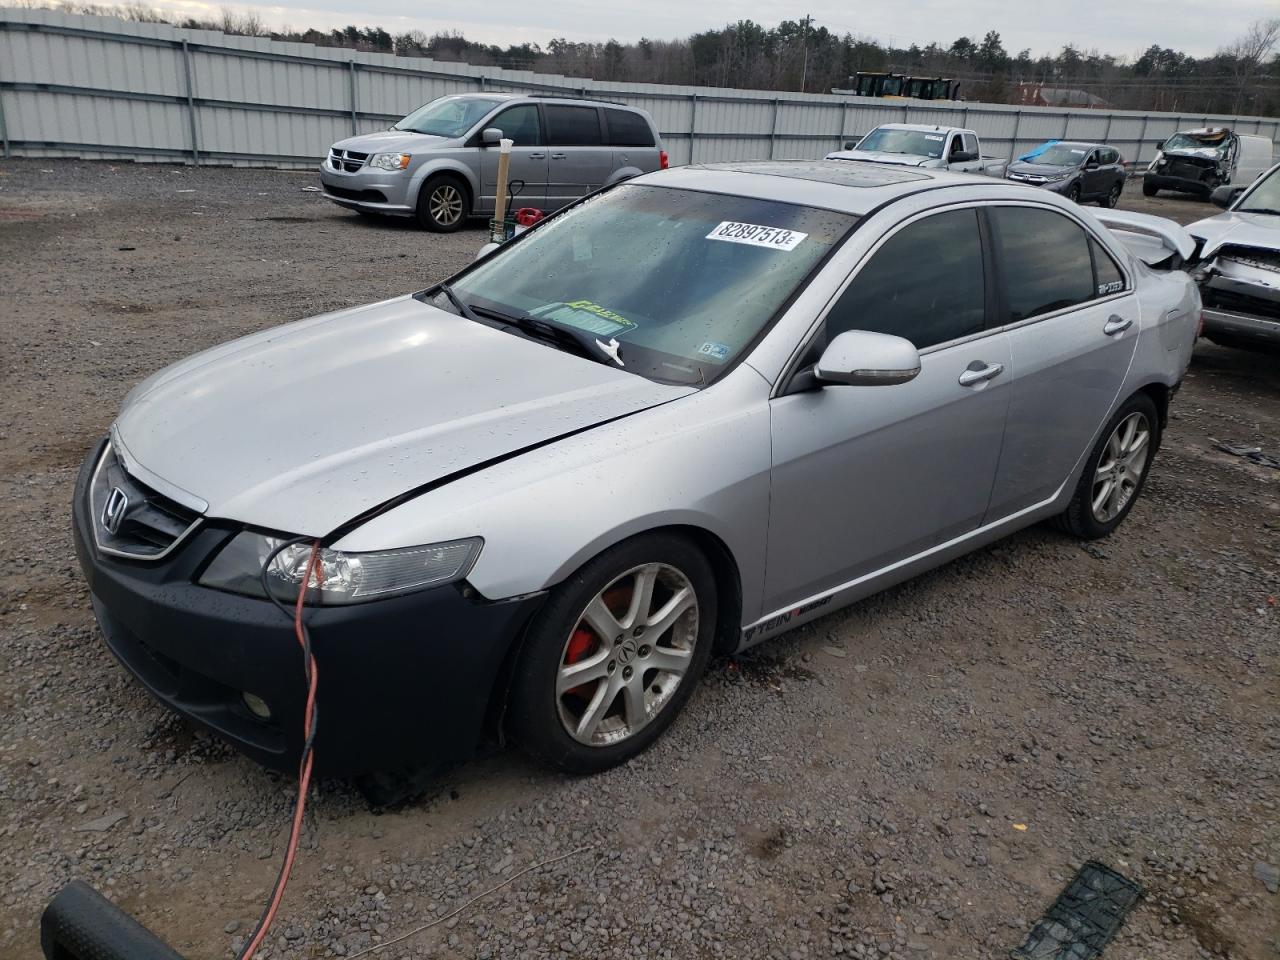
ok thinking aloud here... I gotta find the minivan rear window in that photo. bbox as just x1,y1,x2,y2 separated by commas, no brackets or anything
604,109,655,147
545,106,603,146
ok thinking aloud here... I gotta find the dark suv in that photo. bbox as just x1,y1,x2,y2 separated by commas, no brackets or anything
1005,141,1127,207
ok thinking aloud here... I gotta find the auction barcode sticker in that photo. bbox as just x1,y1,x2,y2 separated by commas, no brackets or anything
707,221,807,251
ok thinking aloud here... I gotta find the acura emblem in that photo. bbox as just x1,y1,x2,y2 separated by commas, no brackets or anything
102,486,130,535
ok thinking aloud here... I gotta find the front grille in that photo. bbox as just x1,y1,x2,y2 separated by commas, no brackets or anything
1219,245,1280,273
323,185,388,203
89,444,200,560
1165,159,1214,183
328,148,369,173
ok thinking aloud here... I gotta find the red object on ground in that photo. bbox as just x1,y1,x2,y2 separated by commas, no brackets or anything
659,150,669,169
514,207,545,227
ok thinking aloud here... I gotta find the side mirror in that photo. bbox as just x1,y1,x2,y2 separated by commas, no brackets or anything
951,150,977,163
475,241,500,260
1085,159,1099,170
842,139,859,150
1156,140,1165,150
1210,185,1243,209
480,127,503,146
814,330,921,387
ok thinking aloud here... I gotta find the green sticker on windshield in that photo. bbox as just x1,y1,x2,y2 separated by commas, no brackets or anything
533,300,637,337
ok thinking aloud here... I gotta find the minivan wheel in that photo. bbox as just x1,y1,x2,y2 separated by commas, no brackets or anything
416,175,468,232
1054,393,1159,540
1103,182,1122,208
508,533,717,774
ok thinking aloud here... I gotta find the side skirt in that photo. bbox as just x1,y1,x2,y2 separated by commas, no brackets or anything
736,486,1066,651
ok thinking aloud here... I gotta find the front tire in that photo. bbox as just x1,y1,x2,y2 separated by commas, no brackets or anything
1142,179,1158,197
508,533,717,774
1067,182,1082,204
1055,393,1160,539
415,175,468,232
1103,182,1122,208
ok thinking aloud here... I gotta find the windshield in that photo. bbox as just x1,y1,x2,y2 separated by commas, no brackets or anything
855,128,946,159
444,185,855,386
1163,133,1229,155
1237,164,1280,215
1026,144,1089,166
394,96,503,137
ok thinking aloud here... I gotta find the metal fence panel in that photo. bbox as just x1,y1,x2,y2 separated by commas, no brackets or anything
1,5,1277,171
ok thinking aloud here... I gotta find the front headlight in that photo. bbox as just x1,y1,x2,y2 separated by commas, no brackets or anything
199,532,482,604
368,153,411,171
1043,172,1071,182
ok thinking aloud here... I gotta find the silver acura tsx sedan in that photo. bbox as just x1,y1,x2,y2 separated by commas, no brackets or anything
73,161,1200,778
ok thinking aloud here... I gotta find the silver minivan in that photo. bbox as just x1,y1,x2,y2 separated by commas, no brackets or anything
320,94,667,231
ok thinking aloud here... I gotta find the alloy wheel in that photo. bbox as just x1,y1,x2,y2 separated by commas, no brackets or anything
556,563,699,746
1091,412,1151,523
1107,183,1121,207
429,184,463,226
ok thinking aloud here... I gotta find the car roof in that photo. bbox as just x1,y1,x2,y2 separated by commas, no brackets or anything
481,93,642,111
871,123,968,134
633,159,1024,216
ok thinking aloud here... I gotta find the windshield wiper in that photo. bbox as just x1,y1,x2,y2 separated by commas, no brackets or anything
1237,207,1280,216
436,282,479,322
469,304,625,368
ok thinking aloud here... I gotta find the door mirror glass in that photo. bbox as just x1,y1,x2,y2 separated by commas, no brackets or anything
1210,185,1242,209
814,330,921,386
481,127,503,145
951,149,976,163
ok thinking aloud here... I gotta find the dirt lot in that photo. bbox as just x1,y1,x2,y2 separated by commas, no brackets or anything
0,159,1276,960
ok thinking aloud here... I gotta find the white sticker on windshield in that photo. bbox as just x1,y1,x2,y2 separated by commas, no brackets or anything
924,134,945,141
707,221,807,251
1070,149,1086,154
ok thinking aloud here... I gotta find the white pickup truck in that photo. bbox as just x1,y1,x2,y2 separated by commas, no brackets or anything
826,123,1008,177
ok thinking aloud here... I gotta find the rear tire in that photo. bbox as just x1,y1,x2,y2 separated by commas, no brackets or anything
415,175,468,232
508,533,717,774
1054,393,1160,540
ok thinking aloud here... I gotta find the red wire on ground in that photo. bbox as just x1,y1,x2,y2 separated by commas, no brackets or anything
238,541,322,960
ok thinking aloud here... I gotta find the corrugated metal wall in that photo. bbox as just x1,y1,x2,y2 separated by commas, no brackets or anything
2,6,1278,169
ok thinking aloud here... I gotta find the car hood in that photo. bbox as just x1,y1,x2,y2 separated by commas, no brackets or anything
1007,161,1076,178
826,149,934,167
1185,209,1280,257
114,296,692,536
1161,147,1222,164
331,130,453,153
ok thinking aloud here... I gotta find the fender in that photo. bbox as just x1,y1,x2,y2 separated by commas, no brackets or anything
407,158,481,213
604,167,644,187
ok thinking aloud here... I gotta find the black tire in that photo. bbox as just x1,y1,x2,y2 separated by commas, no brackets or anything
1067,182,1082,204
1142,179,1158,197
415,174,468,232
1054,392,1160,540
1102,182,1122,208
508,532,717,774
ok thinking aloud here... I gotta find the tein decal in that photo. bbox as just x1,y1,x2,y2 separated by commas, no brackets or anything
742,596,833,642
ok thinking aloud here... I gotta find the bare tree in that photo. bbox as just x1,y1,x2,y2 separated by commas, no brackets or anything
1223,17,1280,113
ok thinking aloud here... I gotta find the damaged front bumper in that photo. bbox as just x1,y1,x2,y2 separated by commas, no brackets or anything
1195,249,1280,348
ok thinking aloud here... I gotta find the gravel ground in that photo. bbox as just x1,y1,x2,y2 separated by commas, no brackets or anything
0,159,1276,960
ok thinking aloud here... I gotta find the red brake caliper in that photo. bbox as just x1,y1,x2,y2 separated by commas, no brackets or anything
563,628,598,698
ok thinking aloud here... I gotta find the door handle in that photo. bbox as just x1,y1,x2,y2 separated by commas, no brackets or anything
957,361,1004,386
527,152,546,159
1104,314,1133,335
550,152,567,160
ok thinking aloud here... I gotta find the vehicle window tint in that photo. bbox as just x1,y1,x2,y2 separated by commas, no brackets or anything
604,109,654,147
962,133,978,155
824,209,985,350
1091,238,1125,294
493,104,541,147
993,207,1095,321
545,105,603,146
1103,148,1119,164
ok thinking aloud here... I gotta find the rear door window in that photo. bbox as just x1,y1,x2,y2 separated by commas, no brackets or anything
1091,238,1126,295
824,208,986,350
604,109,654,147
992,207,1096,321
545,105,604,146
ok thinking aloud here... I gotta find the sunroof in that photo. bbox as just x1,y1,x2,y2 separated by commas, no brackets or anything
693,160,932,187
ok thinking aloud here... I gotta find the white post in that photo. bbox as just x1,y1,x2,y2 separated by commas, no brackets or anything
494,138,514,228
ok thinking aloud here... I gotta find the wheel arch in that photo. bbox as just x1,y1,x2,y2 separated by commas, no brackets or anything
1131,379,1171,433
410,161,478,213
480,522,744,744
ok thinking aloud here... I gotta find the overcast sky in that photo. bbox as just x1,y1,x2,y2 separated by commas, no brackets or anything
144,0,1275,60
